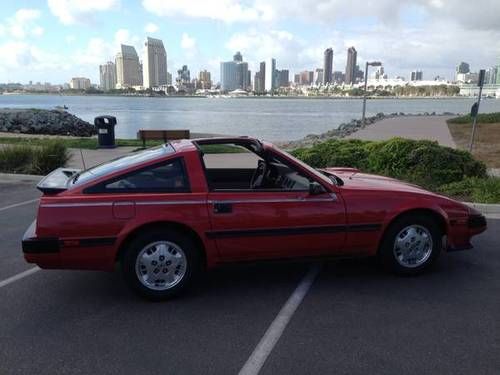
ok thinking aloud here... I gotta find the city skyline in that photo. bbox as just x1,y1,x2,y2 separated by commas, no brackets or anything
1,1,500,84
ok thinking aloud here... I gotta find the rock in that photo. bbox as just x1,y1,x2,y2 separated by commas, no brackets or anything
0,109,95,137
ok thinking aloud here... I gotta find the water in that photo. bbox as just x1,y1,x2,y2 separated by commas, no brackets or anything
1,94,500,141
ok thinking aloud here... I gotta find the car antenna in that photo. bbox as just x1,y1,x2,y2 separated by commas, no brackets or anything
79,148,87,170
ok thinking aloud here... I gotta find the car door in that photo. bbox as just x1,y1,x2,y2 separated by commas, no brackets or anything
207,189,345,260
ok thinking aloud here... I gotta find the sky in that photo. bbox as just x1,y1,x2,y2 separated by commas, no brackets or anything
0,0,499,85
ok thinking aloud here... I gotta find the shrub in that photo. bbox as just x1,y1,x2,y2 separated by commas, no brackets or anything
447,112,500,124
438,177,500,204
0,141,68,175
291,137,487,190
32,141,69,175
0,145,34,173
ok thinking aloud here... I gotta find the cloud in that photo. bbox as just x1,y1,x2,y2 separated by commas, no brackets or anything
142,0,272,23
0,8,43,39
47,0,120,25
181,33,196,49
144,22,159,33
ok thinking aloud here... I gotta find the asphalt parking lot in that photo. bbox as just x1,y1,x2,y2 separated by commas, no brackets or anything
1,179,499,375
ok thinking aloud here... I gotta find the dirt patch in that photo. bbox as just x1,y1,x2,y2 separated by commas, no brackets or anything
447,122,500,168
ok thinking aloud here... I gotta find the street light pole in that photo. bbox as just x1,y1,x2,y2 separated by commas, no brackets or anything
362,62,369,124
361,61,381,124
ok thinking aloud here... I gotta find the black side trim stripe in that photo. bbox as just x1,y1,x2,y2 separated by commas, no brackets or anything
78,237,116,247
22,237,117,254
205,224,381,239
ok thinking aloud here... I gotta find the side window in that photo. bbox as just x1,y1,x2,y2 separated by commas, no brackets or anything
88,158,189,193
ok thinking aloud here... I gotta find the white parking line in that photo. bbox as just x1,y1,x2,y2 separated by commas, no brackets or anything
238,263,321,375
0,198,39,212
0,267,40,288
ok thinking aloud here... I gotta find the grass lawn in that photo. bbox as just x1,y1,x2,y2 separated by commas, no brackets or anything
0,136,163,149
447,121,500,168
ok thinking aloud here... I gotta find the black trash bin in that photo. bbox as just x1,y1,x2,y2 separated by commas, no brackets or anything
94,115,117,148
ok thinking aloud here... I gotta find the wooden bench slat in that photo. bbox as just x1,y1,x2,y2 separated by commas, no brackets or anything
137,129,190,147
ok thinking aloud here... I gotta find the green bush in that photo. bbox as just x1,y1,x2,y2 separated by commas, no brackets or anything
438,177,500,204
0,145,34,173
291,138,487,190
0,142,68,175
447,112,500,124
32,141,69,175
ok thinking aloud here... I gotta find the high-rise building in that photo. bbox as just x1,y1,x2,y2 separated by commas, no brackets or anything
176,65,191,85
99,61,116,91
456,62,470,75
220,52,250,92
298,70,314,85
166,72,172,85
345,47,357,84
115,44,142,88
254,62,266,94
276,69,289,87
411,70,423,81
69,77,91,90
143,37,167,88
332,71,345,84
294,73,300,85
198,70,212,89
314,68,324,85
323,48,333,85
265,58,276,92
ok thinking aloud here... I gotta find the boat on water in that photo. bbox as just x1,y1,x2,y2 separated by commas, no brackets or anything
54,105,69,110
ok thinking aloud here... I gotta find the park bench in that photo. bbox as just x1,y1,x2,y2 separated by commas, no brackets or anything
137,129,190,148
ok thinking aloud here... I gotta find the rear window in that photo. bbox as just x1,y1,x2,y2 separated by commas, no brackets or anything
72,144,175,186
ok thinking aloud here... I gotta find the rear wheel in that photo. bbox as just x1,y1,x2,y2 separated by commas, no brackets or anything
121,228,200,301
379,214,442,275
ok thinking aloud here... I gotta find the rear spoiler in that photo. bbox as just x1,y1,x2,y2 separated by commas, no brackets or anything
37,168,80,195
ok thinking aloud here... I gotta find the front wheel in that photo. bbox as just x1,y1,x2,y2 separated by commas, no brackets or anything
121,229,200,301
379,215,442,275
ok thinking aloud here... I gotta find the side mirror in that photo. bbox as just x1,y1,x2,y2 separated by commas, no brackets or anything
309,182,325,195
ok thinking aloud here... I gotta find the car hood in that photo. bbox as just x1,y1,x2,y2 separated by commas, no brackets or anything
322,167,437,195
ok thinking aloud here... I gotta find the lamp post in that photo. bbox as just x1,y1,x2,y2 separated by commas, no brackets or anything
362,61,382,124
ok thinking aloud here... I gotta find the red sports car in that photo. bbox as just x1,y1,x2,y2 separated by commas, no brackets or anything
22,137,487,300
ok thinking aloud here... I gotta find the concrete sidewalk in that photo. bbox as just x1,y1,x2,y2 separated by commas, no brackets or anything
67,147,136,169
346,115,456,148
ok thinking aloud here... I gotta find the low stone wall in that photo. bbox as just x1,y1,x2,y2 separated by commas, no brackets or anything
280,111,460,149
0,109,95,137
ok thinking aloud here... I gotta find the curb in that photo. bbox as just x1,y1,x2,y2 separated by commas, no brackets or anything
464,202,500,216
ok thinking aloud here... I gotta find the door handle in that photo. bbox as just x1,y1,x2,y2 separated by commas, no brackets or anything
214,202,232,214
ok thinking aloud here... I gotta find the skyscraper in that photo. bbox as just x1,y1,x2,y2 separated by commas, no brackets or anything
315,68,324,85
411,70,423,81
115,44,142,88
456,62,470,75
220,52,250,92
198,70,212,89
345,47,357,84
99,61,116,91
143,37,167,88
265,58,276,92
323,48,333,85
254,62,266,94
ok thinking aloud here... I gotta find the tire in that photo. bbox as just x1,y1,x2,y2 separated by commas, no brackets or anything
379,214,442,275
121,228,201,301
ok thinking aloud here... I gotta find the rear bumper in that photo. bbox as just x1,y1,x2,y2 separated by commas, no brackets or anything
22,220,60,254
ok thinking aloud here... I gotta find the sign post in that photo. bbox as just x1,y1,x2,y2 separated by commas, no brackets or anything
469,69,485,152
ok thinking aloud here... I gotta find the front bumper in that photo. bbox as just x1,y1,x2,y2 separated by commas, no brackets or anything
447,213,487,252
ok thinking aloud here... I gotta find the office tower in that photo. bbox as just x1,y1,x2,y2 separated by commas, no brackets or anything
99,61,116,91
220,52,250,92
411,70,423,81
345,46,357,84
115,44,142,88
265,58,276,92
323,48,333,84
198,70,212,89
314,68,324,85
69,77,91,90
143,37,167,88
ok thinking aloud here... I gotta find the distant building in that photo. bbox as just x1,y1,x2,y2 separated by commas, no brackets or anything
294,73,300,85
69,77,91,90
456,62,470,75
373,66,387,80
354,65,364,82
198,70,212,89
99,61,116,91
143,37,167,88
116,44,142,88
411,70,423,81
277,69,289,87
332,71,345,84
220,52,250,92
323,48,333,85
314,68,324,85
345,47,357,84
177,65,191,85
265,58,277,92
166,72,172,85
299,70,314,85
254,62,266,94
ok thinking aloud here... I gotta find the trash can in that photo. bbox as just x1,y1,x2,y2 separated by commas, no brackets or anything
94,115,117,148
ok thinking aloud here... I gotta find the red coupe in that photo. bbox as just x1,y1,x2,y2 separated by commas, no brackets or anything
23,137,487,300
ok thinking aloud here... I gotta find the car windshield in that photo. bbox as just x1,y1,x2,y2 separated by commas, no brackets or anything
71,144,175,186
274,148,334,186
